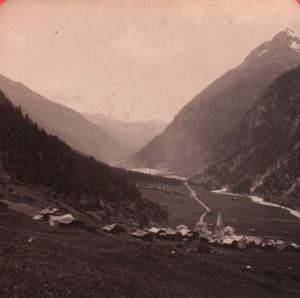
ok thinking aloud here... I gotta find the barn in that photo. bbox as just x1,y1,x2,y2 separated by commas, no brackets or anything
102,223,126,235
132,230,153,242
148,227,162,236
284,243,300,253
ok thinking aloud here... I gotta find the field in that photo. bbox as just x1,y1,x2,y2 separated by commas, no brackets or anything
1,209,300,297
139,183,300,242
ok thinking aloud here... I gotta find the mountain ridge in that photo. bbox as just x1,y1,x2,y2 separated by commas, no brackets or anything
199,66,300,207
129,29,300,175
0,90,168,225
82,113,168,160
0,74,125,164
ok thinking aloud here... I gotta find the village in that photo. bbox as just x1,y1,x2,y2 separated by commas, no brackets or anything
27,202,300,254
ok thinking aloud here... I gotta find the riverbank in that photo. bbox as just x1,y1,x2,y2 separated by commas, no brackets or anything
211,188,300,220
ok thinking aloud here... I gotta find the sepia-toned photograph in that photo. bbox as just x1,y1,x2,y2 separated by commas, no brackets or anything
0,0,300,297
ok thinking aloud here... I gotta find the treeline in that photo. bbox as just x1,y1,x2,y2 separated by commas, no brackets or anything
0,91,167,224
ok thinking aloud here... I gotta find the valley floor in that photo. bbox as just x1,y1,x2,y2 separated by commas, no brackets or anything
139,183,300,242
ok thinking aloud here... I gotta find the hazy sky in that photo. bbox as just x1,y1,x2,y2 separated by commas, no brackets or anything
1,0,300,122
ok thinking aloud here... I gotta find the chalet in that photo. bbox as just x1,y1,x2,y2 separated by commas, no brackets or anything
60,219,85,229
157,228,180,241
32,214,45,222
244,236,263,249
195,215,208,234
232,235,246,250
222,237,237,248
224,226,235,236
176,225,188,231
208,238,221,246
48,213,75,227
263,241,275,251
148,227,162,236
178,228,198,242
132,230,153,242
39,206,60,215
284,243,300,253
267,239,285,251
102,223,126,235
178,228,191,237
33,206,60,222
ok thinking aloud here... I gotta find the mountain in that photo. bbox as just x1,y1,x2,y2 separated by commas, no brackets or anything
0,74,126,164
129,29,300,175
195,66,300,207
0,90,168,225
82,113,168,160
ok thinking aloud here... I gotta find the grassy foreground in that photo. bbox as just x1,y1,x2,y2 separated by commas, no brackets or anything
1,209,300,297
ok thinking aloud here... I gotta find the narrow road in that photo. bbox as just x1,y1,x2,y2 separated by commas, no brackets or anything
184,182,210,223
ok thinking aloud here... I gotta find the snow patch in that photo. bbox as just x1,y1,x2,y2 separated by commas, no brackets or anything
258,49,267,57
290,40,300,51
285,28,300,39
249,196,300,219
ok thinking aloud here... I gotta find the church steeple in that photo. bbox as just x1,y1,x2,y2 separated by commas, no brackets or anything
215,211,224,240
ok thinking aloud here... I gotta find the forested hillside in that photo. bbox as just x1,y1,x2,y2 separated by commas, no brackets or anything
0,91,167,224
0,74,124,164
199,66,300,207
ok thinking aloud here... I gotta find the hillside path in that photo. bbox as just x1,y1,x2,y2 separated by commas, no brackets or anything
184,182,210,223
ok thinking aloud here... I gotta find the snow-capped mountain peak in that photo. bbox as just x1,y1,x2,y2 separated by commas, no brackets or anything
272,28,300,43
285,28,300,39
283,29,300,52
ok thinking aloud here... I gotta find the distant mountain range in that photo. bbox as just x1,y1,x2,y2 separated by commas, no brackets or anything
129,29,300,176
82,113,167,161
0,74,122,164
0,75,166,164
197,66,300,206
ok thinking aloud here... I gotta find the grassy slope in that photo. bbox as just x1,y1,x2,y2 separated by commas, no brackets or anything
140,183,300,241
0,209,300,297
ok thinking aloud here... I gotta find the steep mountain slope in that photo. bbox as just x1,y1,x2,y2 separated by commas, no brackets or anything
199,66,300,205
83,113,167,159
0,74,125,164
130,29,300,175
0,91,167,225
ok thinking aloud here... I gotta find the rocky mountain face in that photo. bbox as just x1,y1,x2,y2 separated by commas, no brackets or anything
82,113,167,160
198,66,300,206
0,74,126,165
0,91,168,225
130,29,300,175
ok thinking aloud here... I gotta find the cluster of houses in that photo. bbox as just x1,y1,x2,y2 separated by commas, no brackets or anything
102,222,200,242
102,211,300,253
196,212,299,252
33,206,85,229
137,184,183,195
31,205,299,253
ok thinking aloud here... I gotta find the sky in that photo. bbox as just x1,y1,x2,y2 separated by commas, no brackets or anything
1,0,300,122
